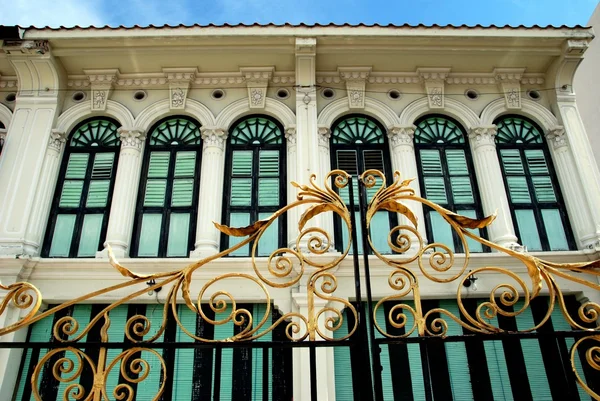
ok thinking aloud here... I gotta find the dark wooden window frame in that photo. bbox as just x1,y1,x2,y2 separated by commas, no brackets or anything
414,114,489,253
329,114,398,254
130,116,203,258
494,115,576,251
220,115,287,256
42,117,121,258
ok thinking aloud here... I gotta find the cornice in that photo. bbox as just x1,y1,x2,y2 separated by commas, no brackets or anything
317,71,545,85
67,71,295,88
0,75,18,88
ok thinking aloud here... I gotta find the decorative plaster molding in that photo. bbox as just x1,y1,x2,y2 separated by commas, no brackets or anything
318,126,331,146
163,68,197,110
563,39,589,56
545,126,568,150
417,67,451,109
468,126,498,148
285,126,297,145
494,68,526,110
84,69,120,112
0,75,18,89
201,127,228,149
2,40,50,55
387,125,415,148
48,129,68,152
296,38,316,55
118,128,146,150
240,66,274,109
338,67,372,110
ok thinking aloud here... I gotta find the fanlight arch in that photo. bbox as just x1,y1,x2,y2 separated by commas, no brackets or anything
135,98,216,133
317,97,400,129
399,97,481,130
480,98,559,131
215,98,295,131
56,100,134,134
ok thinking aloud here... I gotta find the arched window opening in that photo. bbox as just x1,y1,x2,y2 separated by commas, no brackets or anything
330,115,397,254
414,115,487,253
495,116,575,251
221,116,286,257
131,117,202,257
43,118,121,257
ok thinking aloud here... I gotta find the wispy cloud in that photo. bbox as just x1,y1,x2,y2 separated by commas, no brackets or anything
0,0,105,27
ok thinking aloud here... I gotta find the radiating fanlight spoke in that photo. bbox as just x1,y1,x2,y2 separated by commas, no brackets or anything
230,117,282,145
332,116,384,145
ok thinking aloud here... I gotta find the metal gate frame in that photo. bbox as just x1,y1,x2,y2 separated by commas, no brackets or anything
1,169,599,400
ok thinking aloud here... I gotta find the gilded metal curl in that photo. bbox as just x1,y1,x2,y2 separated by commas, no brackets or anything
2,169,600,399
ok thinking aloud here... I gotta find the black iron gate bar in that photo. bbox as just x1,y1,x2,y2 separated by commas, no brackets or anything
1,169,600,401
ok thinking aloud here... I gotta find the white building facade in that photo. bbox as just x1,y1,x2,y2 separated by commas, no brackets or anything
0,24,600,401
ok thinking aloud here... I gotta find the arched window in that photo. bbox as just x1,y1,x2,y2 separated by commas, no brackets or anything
414,115,486,253
330,115,397,254
43,118,121,257
221,116,286,257
0,121,5,155
495,116,574,251
131,117,202,257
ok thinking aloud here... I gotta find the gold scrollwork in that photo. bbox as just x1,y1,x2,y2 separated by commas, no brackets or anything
1,169,600,399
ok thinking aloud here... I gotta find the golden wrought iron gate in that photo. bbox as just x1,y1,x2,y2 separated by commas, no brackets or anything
1,170,599,400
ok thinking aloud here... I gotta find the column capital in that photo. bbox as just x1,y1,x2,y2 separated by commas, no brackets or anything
317,125,330,146
48,129,68,152
201,126,228,149
545,126,568,150
468,125,498,149
117,127,146,150
285,126,297,145
387,125,415,148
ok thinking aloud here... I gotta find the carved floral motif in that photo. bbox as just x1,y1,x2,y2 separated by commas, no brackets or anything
468,127,498,148
545,127,568,149
285,127,297,145
429,87,443,107
251,88,264,106
118,128,146,150
506,88,520,108
171,88,185,108
48,130,68,152
201,127,228,149
318,127,331,146
92,90,107,110
387,127,415,148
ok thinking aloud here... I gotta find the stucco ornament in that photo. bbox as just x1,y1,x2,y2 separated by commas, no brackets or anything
171,88,185,108
318,126,331,146
201,127,228,150
545,127,568,150
348,89,363,107
507,88,520,108
251,88,264,106
48,130,68,152
118,128,146,150
468,126,498,149
387,126,415,148
285,127,297,145
92,90,107,110
429,87,443,108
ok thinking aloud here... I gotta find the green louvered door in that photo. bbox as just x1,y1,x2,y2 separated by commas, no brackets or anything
133,117,202,257
44,118,121,257
222,116,285,257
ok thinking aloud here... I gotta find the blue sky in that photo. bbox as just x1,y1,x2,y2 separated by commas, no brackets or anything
0,0,598,28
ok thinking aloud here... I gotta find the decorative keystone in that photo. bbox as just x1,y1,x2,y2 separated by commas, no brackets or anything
84,69,120,111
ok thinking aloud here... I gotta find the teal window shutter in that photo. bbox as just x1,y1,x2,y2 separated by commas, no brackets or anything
172,305,195,401
496,116,574,251
43,118,120,258
213,310,235,399
331,115,397,255
222,116,285,257
104,305,129,393
133,117,202,257
415,116,486,253
333,309,354,401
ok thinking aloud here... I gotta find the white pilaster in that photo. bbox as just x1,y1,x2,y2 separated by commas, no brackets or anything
545,127,598,248
294,38,319,249
191,127,228,257
99,128,146,258
387,125,428,245
286,126,299,248
468,126,520,248
0,40,66,256
317,126,335,248
22,130,68,256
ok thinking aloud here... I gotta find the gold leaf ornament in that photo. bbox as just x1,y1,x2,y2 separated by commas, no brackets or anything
213,219,270,237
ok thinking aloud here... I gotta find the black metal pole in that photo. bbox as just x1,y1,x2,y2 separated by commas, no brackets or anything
420,343,434,401
357,175,385,401
348,176,375,401
213,348,222,401
262,347,269,401
309,346,318,401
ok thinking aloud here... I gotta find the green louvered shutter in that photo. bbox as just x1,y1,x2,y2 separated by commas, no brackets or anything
372,306,394,401
134,117,202,257
333,310,354,401
515,303,552,400
213,310,234,399
45,119,120,258
172,305,195,401
223,117,285,257
104,305,128,394
484,315,514,401
496,117,573,251
416,116,485,253
440,300,474,400
252,304,272,401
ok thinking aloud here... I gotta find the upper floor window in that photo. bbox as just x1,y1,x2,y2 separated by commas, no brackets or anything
43,118,120,257
221,116,286,256
330,115,397,254
414,115,486,253
495,116,575,251
131,117,202,257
